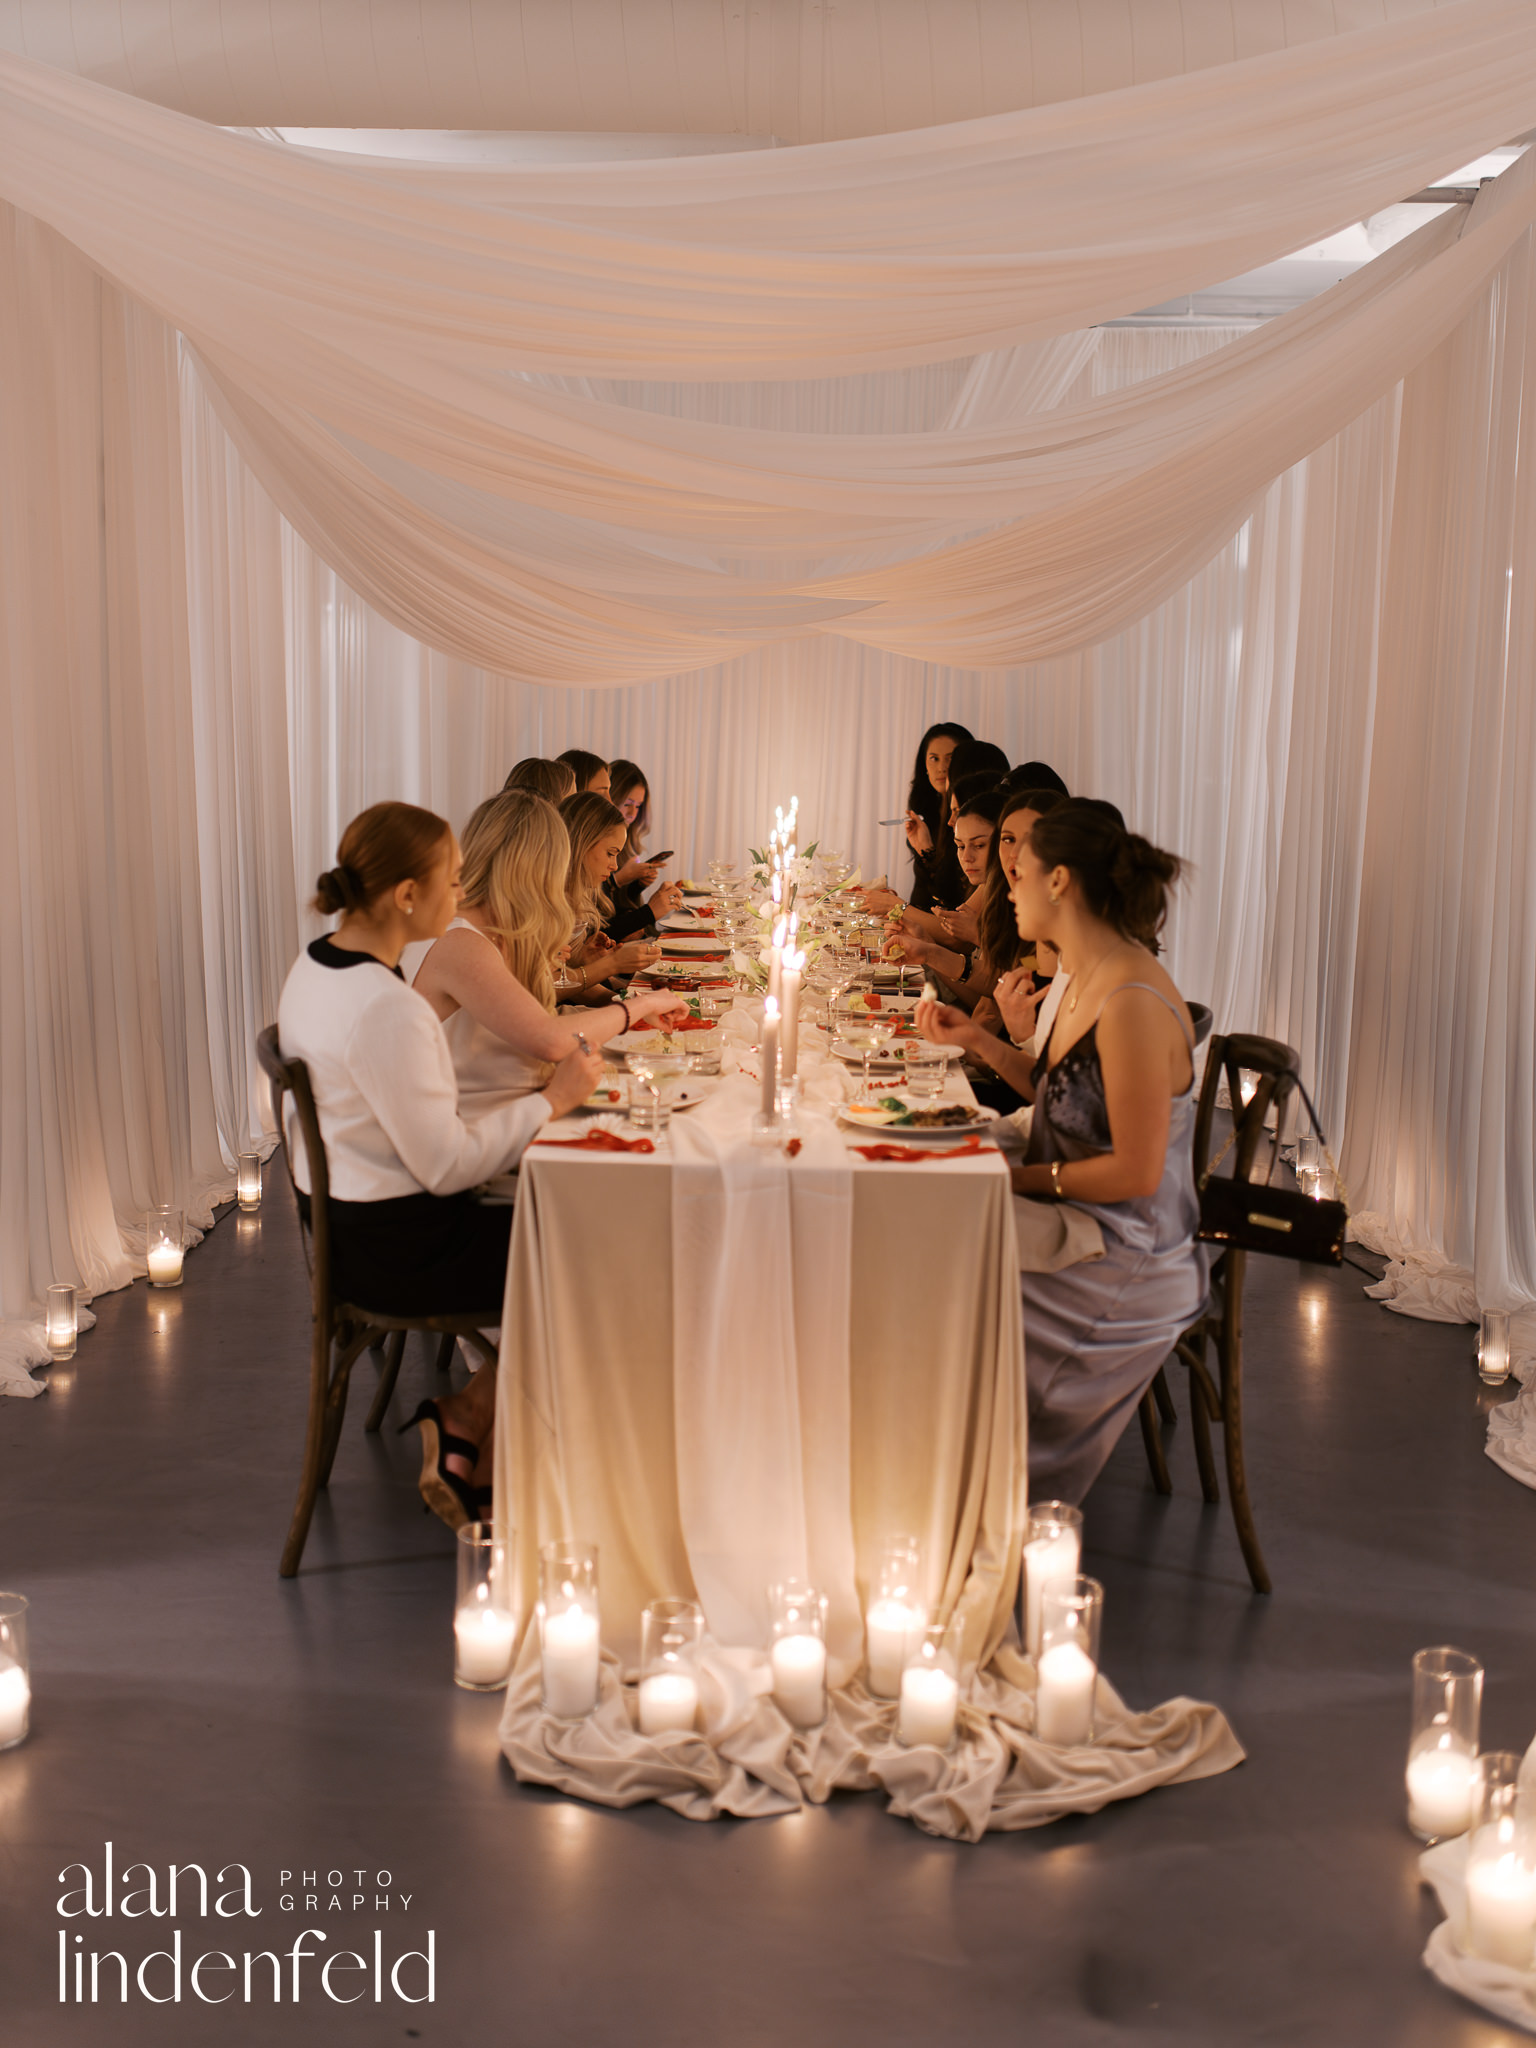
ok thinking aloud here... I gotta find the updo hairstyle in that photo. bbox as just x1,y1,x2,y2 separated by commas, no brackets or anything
1029,797,1183,952
312,802,452,918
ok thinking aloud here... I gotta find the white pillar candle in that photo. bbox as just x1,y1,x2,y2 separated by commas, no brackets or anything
865,1599,924,1699
1036,1641,1096,1746
638,1671,700,1736
898,1663,959,1749
1467,1848,1536,1967
0,1656,30,1747
453,1604,517,1687
771,1633,827,1728
1024,1528,1082,1658
1406,1747,1478,1839
541,1606,601,1719
759,996,781,1121
146,1243,183,1287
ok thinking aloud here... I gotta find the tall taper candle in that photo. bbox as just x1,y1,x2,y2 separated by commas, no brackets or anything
781,935,803,1085
760,996,781,1120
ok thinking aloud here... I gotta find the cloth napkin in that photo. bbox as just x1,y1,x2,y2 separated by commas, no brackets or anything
534,1129,655,1153
1421,1836,1536,2033
850,1135,996,1163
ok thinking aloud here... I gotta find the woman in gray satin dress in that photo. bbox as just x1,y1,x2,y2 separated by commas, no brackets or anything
915,799,1203,1504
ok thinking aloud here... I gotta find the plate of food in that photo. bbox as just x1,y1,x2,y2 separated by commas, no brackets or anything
835,990,919,1015
838,1099,996,1137
579,1080,631,1111
637,958,728,981
828,1037,961,1069
659,936,730,956
606,1021,722,1056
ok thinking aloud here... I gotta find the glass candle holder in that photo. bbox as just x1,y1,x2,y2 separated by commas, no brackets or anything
45,1285,77,1362
897,1618,962,1751
638,1598,705,1736
864,1536,927,1699
1406,1646,1483,1840
0,1594,30,1750
236,1153,262,1212
453,1523,517,1692
538,1540,601,1720
1479,1311,1513,1386
145,1207,184,1288
768,1579,827,1728
1023,1501,1083,1658
1464,1752,1536,1967
1036,1576,1103,1747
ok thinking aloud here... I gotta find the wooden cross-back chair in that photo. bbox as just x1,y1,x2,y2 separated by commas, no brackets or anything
256,1025,499,1578
1137,1031,1301,1595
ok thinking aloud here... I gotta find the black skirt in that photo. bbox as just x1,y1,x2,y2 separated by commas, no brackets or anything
302,1188,514,1317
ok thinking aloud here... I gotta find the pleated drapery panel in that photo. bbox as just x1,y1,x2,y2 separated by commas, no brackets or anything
1,5,1533,379
0,0,1471,140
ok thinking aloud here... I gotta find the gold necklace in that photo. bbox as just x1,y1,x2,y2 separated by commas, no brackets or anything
1066,940,1127,1014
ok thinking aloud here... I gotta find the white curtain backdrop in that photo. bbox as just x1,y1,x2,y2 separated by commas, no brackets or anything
1,5,1533,1395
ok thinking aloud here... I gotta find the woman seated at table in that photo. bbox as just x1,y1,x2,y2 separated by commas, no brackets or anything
411,791,684,1121
605,759,684,941
275,801,604,1528
558,748,611,797
503,756,575,804
560,790,661,995
914,797,1202,1505
882,782,1009,1007
893,721,971,913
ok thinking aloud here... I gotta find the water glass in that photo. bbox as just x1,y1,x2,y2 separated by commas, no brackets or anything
1406,1645,1483,1840
903,1042,947,1099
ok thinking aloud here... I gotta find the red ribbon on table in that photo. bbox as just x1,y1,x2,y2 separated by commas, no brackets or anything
534,1129,656,1153
848,1136,996,1163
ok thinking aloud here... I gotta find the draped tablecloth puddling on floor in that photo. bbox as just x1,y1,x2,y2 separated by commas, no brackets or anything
493,1049,1244,1839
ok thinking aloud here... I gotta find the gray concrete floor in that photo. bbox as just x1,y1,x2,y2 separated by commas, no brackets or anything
2,1184,1532,2047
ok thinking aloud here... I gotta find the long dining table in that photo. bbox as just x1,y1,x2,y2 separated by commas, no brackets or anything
491,1009,1027,1681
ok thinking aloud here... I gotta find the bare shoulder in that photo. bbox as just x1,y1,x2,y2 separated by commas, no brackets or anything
1097,956,1193,1042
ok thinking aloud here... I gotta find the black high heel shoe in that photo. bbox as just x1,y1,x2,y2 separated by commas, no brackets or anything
401,1399,479,1532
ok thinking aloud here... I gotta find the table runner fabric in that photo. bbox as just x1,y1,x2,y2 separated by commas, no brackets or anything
1420,1836,1536,2034
499,1639,1244,1842
669,1084,859,1668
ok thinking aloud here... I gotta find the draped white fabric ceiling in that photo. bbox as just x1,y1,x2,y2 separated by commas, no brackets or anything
0,0,1472,139
1,3,1533,682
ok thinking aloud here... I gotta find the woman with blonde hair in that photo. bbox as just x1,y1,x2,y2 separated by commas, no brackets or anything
559,790,661,992
412,790,682,1118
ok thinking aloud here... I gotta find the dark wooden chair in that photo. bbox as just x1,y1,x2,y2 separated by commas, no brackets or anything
1137,1031,1301,1595
257,1026,500,1578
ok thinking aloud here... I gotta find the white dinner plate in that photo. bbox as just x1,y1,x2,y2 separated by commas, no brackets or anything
636,960,733,982
838,1101,997,1138
607,1024,722,1055
659,936,732,955
835,992,919,1015
828,1040,962,1070
579,1080,631,1111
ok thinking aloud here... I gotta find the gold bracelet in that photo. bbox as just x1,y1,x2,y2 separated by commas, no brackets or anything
1049,1159,1064,1198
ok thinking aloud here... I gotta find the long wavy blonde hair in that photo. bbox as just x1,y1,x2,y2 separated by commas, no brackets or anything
560,790,627,941
458,791,571,1012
